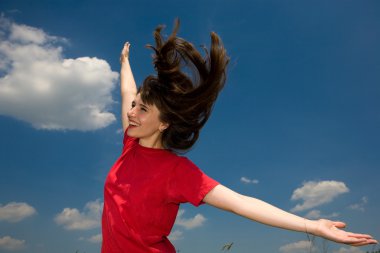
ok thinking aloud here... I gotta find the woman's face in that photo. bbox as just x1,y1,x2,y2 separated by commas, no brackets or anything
127,93,168,148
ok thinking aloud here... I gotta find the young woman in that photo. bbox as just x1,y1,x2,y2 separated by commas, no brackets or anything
101,20,377,253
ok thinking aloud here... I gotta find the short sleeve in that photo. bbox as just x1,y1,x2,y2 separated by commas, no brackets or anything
122,128,138,153
168,158,219,207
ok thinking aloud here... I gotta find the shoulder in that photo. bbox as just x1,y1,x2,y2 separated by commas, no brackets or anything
122,128,138,152
175,156,197,169
171,156,202,178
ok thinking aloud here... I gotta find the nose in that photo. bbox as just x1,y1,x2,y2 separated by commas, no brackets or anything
127,106,137,117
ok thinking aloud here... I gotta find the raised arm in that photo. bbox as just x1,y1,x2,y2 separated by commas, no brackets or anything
203,185,377,246
120,42,138,132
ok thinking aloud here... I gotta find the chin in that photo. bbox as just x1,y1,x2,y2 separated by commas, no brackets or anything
127,127,139,138
127,127,149,139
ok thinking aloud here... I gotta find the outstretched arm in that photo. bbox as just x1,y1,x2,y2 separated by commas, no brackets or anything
120,42,137,132
203,184,377,246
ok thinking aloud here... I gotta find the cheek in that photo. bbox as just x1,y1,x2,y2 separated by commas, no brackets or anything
141,114,161,130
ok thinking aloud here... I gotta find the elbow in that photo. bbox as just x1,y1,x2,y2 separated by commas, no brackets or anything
228,193,248,215
121,89,137,99
205,185,250,215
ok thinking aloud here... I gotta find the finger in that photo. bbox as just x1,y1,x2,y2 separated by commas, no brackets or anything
349,242,369,247
122,42,130,52
349,239,378,247
332,221,346,229
346,232,375,239
342,236,378,245
342,238,368,245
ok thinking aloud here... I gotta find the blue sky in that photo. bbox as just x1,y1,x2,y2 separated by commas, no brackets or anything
0,1,379,253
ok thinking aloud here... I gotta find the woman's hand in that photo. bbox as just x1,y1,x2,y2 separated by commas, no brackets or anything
120,42,131,64
312,219,377,246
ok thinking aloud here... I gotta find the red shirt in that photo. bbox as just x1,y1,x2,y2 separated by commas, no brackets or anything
101,131,219,253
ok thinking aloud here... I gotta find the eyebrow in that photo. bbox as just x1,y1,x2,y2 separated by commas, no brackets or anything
132,98,150,110
139,102,149,110
132,100,147,106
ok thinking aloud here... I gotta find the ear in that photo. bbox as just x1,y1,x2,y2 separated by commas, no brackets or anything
159,122,169,133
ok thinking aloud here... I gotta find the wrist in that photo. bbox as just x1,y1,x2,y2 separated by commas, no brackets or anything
120,59,131,67
304,219,318,235
120,55,130,65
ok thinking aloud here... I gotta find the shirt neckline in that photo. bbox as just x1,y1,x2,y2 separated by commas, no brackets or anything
136,141,171,154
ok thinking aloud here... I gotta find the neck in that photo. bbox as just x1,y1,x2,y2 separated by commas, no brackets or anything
138,134,164,149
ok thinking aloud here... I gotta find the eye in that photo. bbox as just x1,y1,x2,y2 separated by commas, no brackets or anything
131,101,136,108
141,106,147,112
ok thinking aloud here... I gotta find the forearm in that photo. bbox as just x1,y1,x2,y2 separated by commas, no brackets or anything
204,185,318,235
120,59,137,96
237,195,318,234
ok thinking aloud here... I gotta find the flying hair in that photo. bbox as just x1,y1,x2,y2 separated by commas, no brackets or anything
139,19,229,152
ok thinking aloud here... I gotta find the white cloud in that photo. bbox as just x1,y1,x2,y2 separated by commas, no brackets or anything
10,23,58,44
304,210,339,219
175,209,206,230
55,199,103,230
291,181,349,212
349,196,368,212
116,128,124,134
240,176,259,184
80,233,102,244
0,17,119,131
305,210,322,219
0,236,26,251
333,246,365,253
170,209,206,241
168,230,183,241
0,202,36,222
87,234,102,243
279,240,316,253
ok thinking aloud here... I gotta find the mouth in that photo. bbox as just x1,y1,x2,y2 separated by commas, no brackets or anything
128,119,140,127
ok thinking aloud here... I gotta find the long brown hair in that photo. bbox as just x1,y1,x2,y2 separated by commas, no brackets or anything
140,19,229,152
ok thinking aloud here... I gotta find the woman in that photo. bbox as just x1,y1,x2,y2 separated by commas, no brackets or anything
101,20,377,253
